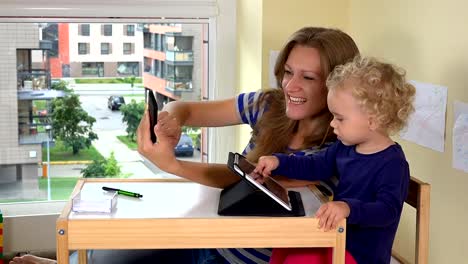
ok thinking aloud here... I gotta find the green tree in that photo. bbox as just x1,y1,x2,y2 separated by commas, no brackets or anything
120,99,145,141
51,80,72,92
51,94,98,154
81,160,106,178
81,152,121,178
104,152,121,176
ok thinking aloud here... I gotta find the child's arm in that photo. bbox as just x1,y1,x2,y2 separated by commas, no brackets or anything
265,142,340,181
339,159,410,227
254,155,280,177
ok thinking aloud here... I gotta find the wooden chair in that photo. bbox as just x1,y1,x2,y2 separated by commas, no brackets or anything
392,176,431,264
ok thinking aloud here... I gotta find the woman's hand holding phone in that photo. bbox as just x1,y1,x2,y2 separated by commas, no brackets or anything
137,109,180,173
155,111,182,147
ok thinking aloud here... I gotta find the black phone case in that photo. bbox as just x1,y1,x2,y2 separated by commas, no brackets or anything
218,152,305,217
147,89,158,143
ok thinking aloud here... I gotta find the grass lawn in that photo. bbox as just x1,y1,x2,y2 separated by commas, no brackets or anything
42,140,104,162
39,177,80,200
75,78,142,84
123,94,145,98
117,135,137,150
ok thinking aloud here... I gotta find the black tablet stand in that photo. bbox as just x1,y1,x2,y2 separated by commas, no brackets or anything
218,179,305,217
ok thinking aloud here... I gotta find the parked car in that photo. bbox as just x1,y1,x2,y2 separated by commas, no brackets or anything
175,133,194,157
108,95,125,110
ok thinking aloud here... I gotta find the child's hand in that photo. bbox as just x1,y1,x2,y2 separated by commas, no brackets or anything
254,155,279,177
315,201,350,232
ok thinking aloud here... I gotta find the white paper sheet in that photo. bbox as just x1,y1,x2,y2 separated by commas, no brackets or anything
269,50,280,88
453,101,468,173
400,80,447,152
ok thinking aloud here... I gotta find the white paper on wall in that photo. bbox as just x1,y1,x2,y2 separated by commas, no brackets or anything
269,50,280,88
453,101,468,173
399,80,447,152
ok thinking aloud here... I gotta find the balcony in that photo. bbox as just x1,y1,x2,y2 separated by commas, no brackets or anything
17,90,65,145
19,126,53,145
165,50,193,64
17,70,51,91
165,79,193,93
18,113,52,145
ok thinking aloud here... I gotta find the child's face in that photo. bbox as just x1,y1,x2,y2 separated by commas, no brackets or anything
327,84,373,146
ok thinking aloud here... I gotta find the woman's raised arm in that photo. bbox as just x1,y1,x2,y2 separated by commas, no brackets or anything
162,98,242,127
137,97,242,188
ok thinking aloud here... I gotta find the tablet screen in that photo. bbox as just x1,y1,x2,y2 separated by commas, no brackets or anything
234,153,291,211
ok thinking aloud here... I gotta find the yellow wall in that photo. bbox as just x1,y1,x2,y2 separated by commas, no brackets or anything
238,0,468,262
349,1,468,263
261,0,349,89
237,0,263,150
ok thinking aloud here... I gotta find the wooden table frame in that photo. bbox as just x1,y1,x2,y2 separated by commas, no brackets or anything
56,178,346,264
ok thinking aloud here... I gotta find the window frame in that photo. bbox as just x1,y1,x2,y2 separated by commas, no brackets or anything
102,24,112,36
100,42,111,55
80,23,90,36
124,24,135,36
123,42,133,55
0,0,236,216
78,42,89,55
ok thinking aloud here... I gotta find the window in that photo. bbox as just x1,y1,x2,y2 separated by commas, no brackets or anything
0,2,236,215
153,59,160,77
117,62,139,76
123,42,134,55
79,24,90,36
165,65,192,80
42,23,59,57
101,43,111,55
165,35,193,51
155,34,161,50
102,24,112,36
124,24,135,36
2,22,211,204
78,42,89,55
82,62,104,76
144,57,152,73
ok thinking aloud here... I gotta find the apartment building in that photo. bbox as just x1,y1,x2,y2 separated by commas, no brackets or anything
143,24,205,108
45,23,143,78
0,23,63,198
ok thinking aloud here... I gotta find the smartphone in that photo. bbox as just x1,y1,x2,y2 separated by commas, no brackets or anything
147,89,158,143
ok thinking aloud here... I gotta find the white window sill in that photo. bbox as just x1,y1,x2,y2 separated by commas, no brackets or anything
1,201,66,217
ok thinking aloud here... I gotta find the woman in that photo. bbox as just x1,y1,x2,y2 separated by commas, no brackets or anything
137,26,360,264
11,26,359,264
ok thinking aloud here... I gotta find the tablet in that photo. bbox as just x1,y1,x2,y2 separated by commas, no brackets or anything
230,152,292,211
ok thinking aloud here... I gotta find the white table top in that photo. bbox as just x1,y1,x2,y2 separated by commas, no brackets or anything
69,181,322,219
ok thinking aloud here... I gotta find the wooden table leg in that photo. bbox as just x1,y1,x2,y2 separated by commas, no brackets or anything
78,250,88,264
333,220,346,264
56,218,69,264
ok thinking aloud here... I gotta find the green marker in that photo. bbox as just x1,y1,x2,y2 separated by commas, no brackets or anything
102,186,143,198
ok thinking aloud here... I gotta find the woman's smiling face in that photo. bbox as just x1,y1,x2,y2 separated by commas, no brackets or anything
281,45,328,120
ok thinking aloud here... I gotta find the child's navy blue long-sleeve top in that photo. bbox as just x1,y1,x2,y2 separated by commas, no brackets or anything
273,141,410,264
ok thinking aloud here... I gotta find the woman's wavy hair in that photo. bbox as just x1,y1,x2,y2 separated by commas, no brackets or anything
246,27,360,162
326,56,416,134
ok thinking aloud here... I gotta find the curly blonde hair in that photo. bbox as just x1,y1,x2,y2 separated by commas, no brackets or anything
326,56,416,135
